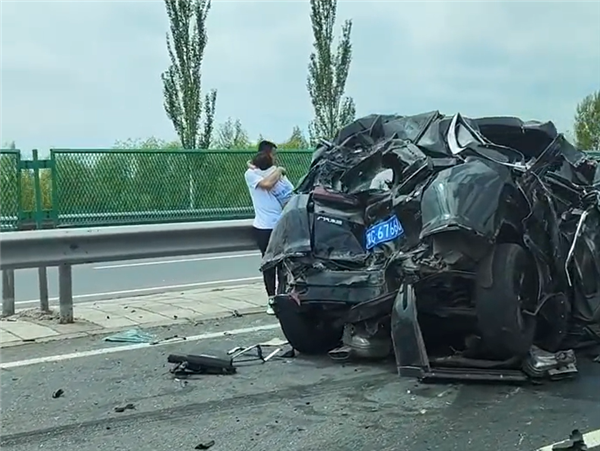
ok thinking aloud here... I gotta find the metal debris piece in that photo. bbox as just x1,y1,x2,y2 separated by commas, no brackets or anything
195,440,215,450
522,347,578,380
227,341,295,364
259,338,289,347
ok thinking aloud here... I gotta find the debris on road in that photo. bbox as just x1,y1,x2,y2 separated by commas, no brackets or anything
260,338,289,347
52,389,64,399
227,338,295,364
104,328,156,344
262,111,600,383
167,353,237,377
194,440,215,450
551,429,588,450
114,403,135,413
174,378,189,388
166,339,294,378
522,347,578,381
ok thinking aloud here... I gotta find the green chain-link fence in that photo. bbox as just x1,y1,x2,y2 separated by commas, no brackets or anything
0,150,22,231
1,149,54,231
50,149,313,227
3,148,600,232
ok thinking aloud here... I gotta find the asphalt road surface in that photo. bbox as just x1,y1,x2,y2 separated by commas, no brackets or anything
1,251,263,308
1,315,599,451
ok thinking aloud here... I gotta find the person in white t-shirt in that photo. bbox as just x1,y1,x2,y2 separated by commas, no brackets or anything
244,142,292,314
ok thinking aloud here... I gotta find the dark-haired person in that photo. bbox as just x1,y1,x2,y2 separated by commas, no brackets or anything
257,139,277,156
248,139,277,169
244,151,292,314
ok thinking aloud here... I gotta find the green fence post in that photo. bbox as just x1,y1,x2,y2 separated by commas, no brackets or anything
32,149,44,229
50,150,59,225
16,151,23,231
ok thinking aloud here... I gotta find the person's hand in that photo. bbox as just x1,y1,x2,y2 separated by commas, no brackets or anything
278,166,287,176
247,160,256,169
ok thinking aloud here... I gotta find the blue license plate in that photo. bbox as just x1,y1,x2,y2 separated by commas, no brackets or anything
365,215,404,250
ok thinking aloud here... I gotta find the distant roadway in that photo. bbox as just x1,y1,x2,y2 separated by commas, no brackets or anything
1,251,263,308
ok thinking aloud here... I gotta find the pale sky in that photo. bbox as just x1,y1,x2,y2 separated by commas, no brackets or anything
1,0,599,153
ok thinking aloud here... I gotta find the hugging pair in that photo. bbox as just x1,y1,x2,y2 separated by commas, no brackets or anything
244,141,294,314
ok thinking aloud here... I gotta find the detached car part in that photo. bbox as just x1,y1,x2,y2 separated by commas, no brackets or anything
167,354,236,376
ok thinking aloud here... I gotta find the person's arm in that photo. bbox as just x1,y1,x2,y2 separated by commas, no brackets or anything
257,167,284,190
245,168,283,191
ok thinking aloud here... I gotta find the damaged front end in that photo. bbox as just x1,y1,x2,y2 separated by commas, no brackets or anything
263,111,600,382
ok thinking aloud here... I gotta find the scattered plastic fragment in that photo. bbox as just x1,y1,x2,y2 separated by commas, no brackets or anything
52,389,64,399
104,328,155,343
114,403,136,413
195,440,215,450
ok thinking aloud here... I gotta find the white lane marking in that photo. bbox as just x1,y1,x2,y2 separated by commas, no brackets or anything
536,428,600,450
0,323,280,369
14,276,263,306
94,252,260,270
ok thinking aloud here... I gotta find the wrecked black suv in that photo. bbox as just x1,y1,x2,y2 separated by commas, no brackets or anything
262,111,600,382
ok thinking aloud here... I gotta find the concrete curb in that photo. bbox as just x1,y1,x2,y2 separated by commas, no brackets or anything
0,306,266,349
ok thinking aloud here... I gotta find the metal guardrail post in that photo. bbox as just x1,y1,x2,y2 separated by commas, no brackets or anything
38,266,49,312
58,264,73,323
2,269,15,317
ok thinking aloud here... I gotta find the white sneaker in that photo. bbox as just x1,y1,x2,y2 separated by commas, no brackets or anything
266,297,275,315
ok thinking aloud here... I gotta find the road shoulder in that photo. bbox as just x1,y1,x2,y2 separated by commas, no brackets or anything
0,283,266,348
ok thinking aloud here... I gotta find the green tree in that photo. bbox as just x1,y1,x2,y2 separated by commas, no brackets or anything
307,0,355,144
574,90,600,151
113,137,182,150
278,126,309,149
162,0,217,150
212,118,251,149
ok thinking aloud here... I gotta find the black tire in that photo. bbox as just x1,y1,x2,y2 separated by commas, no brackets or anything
274,295,343,355
474,243,538,360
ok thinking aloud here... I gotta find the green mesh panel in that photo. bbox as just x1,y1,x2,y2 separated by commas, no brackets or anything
51,149,313,227
0,150,21,231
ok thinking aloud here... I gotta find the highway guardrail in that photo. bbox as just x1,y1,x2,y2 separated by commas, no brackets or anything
0,219,256,323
